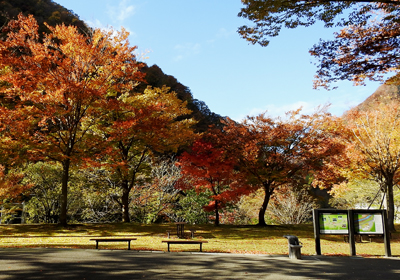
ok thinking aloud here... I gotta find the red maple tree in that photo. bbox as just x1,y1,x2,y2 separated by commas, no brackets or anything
178,138,250,225
218,107,349,226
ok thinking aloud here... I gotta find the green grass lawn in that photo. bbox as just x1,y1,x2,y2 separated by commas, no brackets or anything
0,223,399,257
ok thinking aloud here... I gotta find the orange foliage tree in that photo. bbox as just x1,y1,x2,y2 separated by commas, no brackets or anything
178,138,250,225
310,2,400,89
0,102,31,200
98,86,197,222
219,107,349,226
0,14,145,226
238,1,400,88
343,103,400,232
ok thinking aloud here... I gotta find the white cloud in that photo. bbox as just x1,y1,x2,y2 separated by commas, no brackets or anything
107,0,136,23
83,19,136,40
85,19,104,29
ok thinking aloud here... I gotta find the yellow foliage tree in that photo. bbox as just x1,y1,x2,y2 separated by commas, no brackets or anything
345,102,400,231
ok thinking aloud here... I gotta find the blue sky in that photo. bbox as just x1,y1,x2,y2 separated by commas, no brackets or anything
55,0,383,121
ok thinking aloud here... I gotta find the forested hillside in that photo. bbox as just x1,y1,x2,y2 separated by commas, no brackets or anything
140,65,223,132
0,0,90,36
352,83,400,112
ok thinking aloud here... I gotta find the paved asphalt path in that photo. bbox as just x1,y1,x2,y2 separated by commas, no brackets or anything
0,248,399,279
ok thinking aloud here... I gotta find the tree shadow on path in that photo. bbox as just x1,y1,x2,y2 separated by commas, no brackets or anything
0,248,399,280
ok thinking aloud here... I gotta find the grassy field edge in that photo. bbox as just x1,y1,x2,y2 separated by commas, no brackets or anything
1,223,399,257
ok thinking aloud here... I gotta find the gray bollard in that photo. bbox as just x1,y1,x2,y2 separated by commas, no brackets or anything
283,235,303,259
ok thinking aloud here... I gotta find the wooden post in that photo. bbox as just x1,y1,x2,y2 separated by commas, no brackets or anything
382,210,392,257
348,210,356,256
313,209,321,255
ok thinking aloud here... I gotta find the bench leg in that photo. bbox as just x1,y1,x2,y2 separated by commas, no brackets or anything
96,241,99,249
200,243,202,252
168,243,170,252
128,240,131,250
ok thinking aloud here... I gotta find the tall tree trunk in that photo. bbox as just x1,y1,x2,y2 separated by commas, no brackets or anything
59,159,70,227
386,183,396,232
121,182,130,223
215,200,219,226
258,185,273,226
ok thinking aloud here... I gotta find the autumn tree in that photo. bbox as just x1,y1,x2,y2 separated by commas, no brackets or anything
0,77,32,200
219,107,348,226
98,86,197,223
344,103,400,231
238,1,400,88
178,138,250,226
0,110,30,200
0,14,145,226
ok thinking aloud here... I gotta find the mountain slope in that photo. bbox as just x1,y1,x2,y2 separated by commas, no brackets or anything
0,0,90,36
350,83,400,113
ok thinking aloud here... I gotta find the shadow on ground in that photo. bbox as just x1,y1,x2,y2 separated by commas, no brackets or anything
0,248,399,280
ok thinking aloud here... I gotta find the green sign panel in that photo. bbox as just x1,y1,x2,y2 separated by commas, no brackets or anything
319,213,348,234
354,214,383,234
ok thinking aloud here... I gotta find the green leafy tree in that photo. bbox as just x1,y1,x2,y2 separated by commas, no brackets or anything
22,162,85,223
173,188,212,225
72,167,123,223
22,162,62,223
330,179,388,209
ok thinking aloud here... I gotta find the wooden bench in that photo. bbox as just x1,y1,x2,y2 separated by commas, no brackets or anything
162,240,208,252
90,238,137,250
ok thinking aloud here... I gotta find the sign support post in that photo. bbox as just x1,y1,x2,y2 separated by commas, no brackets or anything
348,209,356,256
382,210,392,257
313,209,321,255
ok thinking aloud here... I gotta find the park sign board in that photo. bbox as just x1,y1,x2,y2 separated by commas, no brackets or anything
354,213,384,234
319,213,348,234
313,209,391,257
318,212,384,235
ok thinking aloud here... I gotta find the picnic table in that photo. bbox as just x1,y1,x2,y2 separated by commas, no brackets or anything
175,222,186,238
